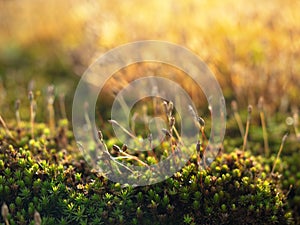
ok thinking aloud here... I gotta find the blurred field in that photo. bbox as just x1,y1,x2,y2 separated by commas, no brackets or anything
0,0,300,117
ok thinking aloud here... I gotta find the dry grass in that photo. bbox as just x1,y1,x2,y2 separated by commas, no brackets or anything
0,0,300,111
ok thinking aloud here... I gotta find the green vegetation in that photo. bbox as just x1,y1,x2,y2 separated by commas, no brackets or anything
1,0,300,224
0,92,299,224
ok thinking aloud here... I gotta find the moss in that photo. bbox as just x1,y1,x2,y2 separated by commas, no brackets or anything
0,121,294,224
0,83,299,224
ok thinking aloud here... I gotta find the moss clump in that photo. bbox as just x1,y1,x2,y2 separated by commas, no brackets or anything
0,121,293,224
225,104,300,224
0,90,297,224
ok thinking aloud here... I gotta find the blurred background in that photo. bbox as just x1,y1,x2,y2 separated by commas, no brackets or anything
0,0,299,120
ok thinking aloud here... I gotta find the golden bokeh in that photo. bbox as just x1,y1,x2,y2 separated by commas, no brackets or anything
0,0,300,111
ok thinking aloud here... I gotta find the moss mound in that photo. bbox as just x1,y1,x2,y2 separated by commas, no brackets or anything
0,121,293,225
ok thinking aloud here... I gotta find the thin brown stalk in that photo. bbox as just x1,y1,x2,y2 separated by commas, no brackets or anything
108,119,137,139
15,99,21,129
163,101,183,144
242,105,252,152
130,112,138,135
47,86,55,134
96,131,124,174
271,133,288,176
28,91,35,139
0,115,14,139
115,151,150,168
59,93,67,119
231,100,245,138
258,97,270,156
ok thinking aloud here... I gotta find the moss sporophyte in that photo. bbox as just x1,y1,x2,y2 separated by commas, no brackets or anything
0,88,298,224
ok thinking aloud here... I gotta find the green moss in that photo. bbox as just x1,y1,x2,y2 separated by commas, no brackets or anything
0,85,300,224
0,125,294,224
